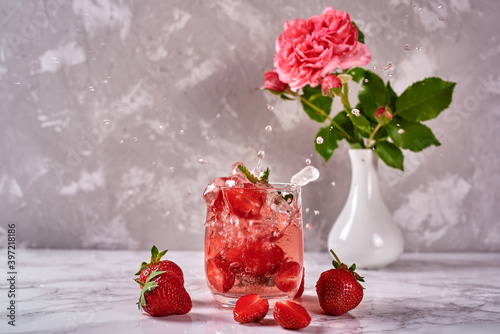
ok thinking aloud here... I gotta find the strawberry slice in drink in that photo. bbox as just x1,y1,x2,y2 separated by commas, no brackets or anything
241,241,285,277
206,259,235,293
223,183,267,219
273,261,302,292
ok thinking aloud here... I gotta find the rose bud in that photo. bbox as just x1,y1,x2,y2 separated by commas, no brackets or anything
264,70,288,93
375,106,393,125
321,75,342,96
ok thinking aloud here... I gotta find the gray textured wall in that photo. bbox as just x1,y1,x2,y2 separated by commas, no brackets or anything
1,0,499,251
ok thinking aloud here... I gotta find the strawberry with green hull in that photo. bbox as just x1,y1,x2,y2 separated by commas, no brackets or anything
135,246,192,316
315,250,365,315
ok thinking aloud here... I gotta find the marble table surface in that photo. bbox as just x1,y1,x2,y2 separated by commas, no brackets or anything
1,250,499,334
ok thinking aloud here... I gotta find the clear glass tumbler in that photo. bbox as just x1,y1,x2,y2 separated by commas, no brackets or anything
204,182,303,306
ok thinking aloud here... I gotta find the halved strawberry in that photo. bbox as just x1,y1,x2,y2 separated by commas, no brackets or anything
273,300,311,329
206,258,235,293
294,268,305,298
273,261,301,292
233,294,269,323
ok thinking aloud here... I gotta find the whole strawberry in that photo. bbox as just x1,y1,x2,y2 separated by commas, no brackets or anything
135,245,184,284
315,250,365,316
135,246,192,316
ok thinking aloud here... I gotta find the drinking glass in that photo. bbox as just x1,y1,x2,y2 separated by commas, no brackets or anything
204,183,303,306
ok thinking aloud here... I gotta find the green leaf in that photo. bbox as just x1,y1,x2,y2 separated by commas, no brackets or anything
260,167,270,183
347,67,366,83
358,71,390,118
387,81,398,110
387,118,441,152
350,113,371,136
331,110,360,143
375,141,404,171
352,21,365,44
396,77,456,122
301,85,333,122
151,245,158,258
315,125,340,162
332,260,340,269
237,164,258,184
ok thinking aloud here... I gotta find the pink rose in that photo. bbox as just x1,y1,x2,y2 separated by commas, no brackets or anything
264,70,288,92
273,7,371,92
321,74,342,94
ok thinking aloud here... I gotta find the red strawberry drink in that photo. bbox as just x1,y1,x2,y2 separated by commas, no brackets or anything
204,162,304,306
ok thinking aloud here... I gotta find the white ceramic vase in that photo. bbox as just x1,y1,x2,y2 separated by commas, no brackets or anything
327,149,404,269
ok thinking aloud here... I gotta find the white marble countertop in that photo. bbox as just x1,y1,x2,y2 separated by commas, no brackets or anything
1,250,499,333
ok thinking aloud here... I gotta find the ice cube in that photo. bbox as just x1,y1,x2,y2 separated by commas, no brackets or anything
290,166,320,186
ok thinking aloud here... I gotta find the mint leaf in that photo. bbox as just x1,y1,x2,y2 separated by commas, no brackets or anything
347,67,366,83
315,125,340,162
237,165,258,184
396,77,456,122
301,85,333,123
375,141,404,171
387,118,440,152
260,167,270,183
352,21,365,44
358,71,390,119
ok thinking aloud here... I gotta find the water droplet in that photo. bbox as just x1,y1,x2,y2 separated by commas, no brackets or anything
438,16,445,21
382,62,393,71
257,150,265,159
373,65,378,70
13,82,21,85
159,125,164,129
438,4,443,9
351,108,360,117
305,158,311,165
316,136,324,144
305,208,310,213
260,85,265,90
418,7,423,12
314,210,320,216
198,158,207,165
305,223,312,231
102,119,111,127
364,78,369,83
215,113,221,119
331,181,336,186
348,89,353,93
265,125,272,132
88,85,95,92
404,44,411,50
119,139,124,144
168,167,175,173
179,129,185,135
132,137,138,142
388,72,395,77
416,45,423,51
267,104,274,111
398,129,405,134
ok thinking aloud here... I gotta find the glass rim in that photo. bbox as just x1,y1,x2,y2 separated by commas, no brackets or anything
220,182,301,192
